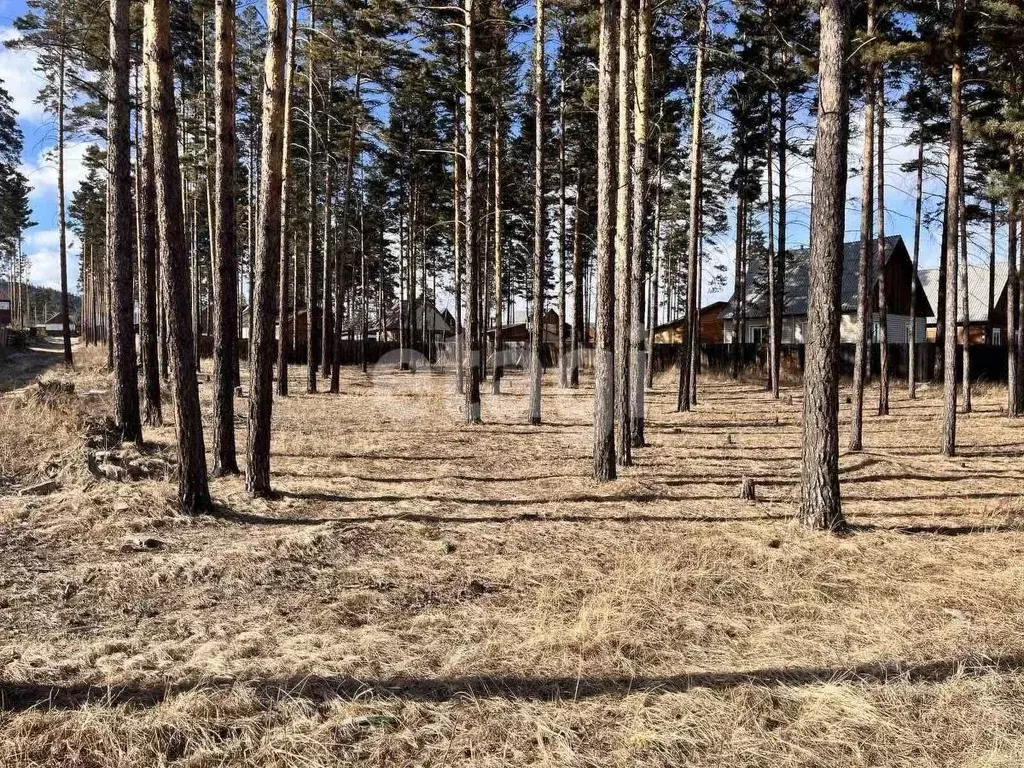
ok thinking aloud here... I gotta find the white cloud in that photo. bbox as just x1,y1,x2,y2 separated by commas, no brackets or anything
0,27,48,122
20,138,97,207
22,226,81,292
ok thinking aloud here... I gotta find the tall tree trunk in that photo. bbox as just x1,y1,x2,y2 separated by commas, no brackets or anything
57,23,72,365
731,192,745,378
139,47,162,426
876,74,889,416
146,0,211,512
212,0,238,475
463,0,482,422
614,0,633,464
988,199,996,343
645,132,662,390
570,172,585,389
492,118,504,394
528,0,545,424
773,86,788,399
960,171,971,413
800,0,850,531
305,1,318,392
1008,148,1020,417
109,0,141,443
320,61,334,379
454,101,464,393
557,75,567,389
940,0,964,457
593,0,616,480
246,0,288,496
331,69,361,392
678,1,706,412
629,0,651,448
908,129,924,399
275,0,298,396
765,85,775,389
849,4,874,452
935,166,950,381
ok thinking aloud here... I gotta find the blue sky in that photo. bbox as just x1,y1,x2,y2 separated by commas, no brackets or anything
0,0,996,311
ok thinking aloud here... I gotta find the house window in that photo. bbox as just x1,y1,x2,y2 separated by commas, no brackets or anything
750,326,769,344
993,328,1003,346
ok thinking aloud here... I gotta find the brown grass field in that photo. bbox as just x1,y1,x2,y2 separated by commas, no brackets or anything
2,340,1024,766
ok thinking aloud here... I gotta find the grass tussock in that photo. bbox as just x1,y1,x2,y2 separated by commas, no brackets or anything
2,349,1024,766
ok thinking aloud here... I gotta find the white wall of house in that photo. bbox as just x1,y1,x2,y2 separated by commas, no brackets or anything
725,314,926,345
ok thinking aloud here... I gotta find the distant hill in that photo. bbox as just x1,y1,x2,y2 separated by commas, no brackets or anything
0,280,82,326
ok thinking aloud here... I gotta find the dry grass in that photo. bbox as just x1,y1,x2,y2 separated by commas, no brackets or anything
2,348,1024,766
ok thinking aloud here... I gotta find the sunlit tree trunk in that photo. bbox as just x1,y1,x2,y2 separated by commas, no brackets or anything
528,0,545,424
593,0,616,480
908,129,924,399
800,0,850,531
1008,149,1020,417
212,0,239,475
492,118,504,394
275,0,298,396
146,0,211,512
876,73,889,416
463,0,482,422
614,0,632,464
940,0,965,457
246,0,288,496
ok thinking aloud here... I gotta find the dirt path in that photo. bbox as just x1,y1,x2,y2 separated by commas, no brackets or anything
0,336,70,392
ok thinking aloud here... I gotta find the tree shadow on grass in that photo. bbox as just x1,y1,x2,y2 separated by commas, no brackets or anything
4,654,1023,712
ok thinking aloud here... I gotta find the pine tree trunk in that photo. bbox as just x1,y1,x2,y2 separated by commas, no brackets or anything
731,192,744,378
570,167,585,389
146,0,211,512
139,46,162,426
645,136,662,390
935,166,950,381
331,70,361,392
320,63,334,379
960,173,971,413
305,1,318,392
246,0,288,496
593,0,616,480
988,200,996,343
678,2,706,413
850,11,874,452
212,0,238,475
629,0,651,449
528,0,545,425
940,0,964,457
614,0,633,464
876,75,889,416
908,129,924,399
108,0,142,444
57,28,72,366
799,0,850,531
463,0,482,422
1008,149,1020,417
492,118,503,394
453,102,464,394
557,75,567,389
773,87,787,399
275,0,298,396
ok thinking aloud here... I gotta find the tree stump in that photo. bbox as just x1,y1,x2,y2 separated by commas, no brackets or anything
740,477,757,501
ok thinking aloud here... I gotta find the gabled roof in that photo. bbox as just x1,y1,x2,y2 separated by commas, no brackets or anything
918,263,1009,325
720,235,922,319
42,312,73,325
381,296,454,333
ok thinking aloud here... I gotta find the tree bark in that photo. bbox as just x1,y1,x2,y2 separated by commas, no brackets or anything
678,2,706,413
849,5,874,452
593,0,616,480
876,74,889,416
57,20,72,366
799,0,850,532
246,0,288,496
139,38,162,427
109,0,142,444
275,0,298,396
908,129,924,399
960,168,971,413
940,0,964,457
1008,149,1020,416
614,0,632,464
146,0,211,512
528,0,545,424
570,167,585,389
463,0,482,422
492,118,504,394
212,0,239,475
305,1,318,392
557,75,567,389
629,0,651,448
